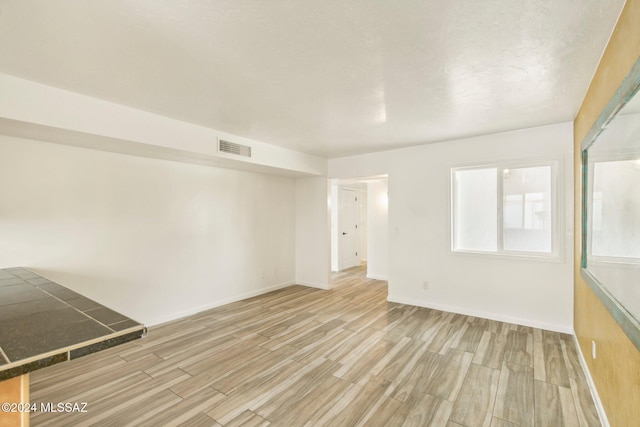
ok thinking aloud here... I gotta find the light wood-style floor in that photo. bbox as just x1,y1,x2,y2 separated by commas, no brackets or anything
30,265,600,426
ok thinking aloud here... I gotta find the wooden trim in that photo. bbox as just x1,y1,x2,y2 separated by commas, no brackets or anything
0,374,29,427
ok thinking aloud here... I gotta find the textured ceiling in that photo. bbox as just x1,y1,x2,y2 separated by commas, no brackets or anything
0,0,626,158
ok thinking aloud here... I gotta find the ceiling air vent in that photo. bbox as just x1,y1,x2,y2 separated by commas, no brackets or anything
218,138,252,158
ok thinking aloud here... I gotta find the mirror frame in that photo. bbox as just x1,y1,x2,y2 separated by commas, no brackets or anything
580,57,640,351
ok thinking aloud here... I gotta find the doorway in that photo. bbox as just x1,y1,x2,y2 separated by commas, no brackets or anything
330,176,387,286
331,182,366,273
339,187,361,270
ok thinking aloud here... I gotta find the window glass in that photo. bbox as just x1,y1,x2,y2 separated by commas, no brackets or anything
504,194,523,229
502,166,552,253
453,168,497,252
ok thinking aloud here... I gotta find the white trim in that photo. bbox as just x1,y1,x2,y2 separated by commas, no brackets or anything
296,281,330,290
449,249,564,264
572,335,610,427
387,294,573,334
366,274,389,281
146,280,295,326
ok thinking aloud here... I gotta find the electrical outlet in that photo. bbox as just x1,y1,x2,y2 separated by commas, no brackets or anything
591,340,597,359
422,281,429,290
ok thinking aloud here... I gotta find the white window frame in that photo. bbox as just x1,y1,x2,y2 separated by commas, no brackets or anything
450,159,561,261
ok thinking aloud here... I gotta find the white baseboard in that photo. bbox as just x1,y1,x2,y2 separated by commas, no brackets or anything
366,274,389,281
147,280,294,327
386,294,573,334
296,281,330,290
572,335,609,427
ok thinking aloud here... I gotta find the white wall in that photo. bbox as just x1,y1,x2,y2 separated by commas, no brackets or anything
367,180,388,280
295,177,330,289
0,135,296,326
0,73,327,177
330,122,575,332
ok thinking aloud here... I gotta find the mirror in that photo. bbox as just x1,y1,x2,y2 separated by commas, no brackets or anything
582,60,640,349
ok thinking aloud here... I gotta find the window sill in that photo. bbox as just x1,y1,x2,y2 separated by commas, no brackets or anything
450,249,564,264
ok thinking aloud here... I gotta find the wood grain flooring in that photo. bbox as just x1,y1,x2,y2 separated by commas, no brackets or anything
29,265,600,426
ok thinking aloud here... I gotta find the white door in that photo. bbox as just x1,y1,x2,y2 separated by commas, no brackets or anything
339,188,360,270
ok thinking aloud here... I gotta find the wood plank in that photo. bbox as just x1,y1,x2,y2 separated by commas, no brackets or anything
181,339,270,377
206,359,313,424
402,393,453,427
494,362,534,426
253,359,341,420
138,386,225,427
209,345,300,395
533,339,546,381
557,383,580,427
491,417,519,427
176,412,221,427
424,315,465,355
313,375,391,427
473,331,507,370
450,363,500,427
360,396,410,427
543,343,570,387
569,377,600,427
504,330,534,368
267,375,349,427
451,323,485,353
291,328,353,365
333,336,397,383
391,349,441,405
92,388,182,426
423,349,474,401
259,320,329,351
34,369,188,426
287,318,345,349
225,410,270,427
534,380,579,427
375,339,426,382
560,339,586,382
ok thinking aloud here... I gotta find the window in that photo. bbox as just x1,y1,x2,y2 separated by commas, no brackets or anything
451,162,558,257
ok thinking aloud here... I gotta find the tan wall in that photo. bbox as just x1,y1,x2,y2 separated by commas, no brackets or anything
573,1,640,426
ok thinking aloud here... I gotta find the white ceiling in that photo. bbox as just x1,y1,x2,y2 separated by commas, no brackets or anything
0,0,626,158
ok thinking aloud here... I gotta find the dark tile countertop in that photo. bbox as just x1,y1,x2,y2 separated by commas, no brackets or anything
0,268,146,381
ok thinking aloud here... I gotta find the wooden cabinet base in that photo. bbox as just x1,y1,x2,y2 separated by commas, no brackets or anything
0,375,29,427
